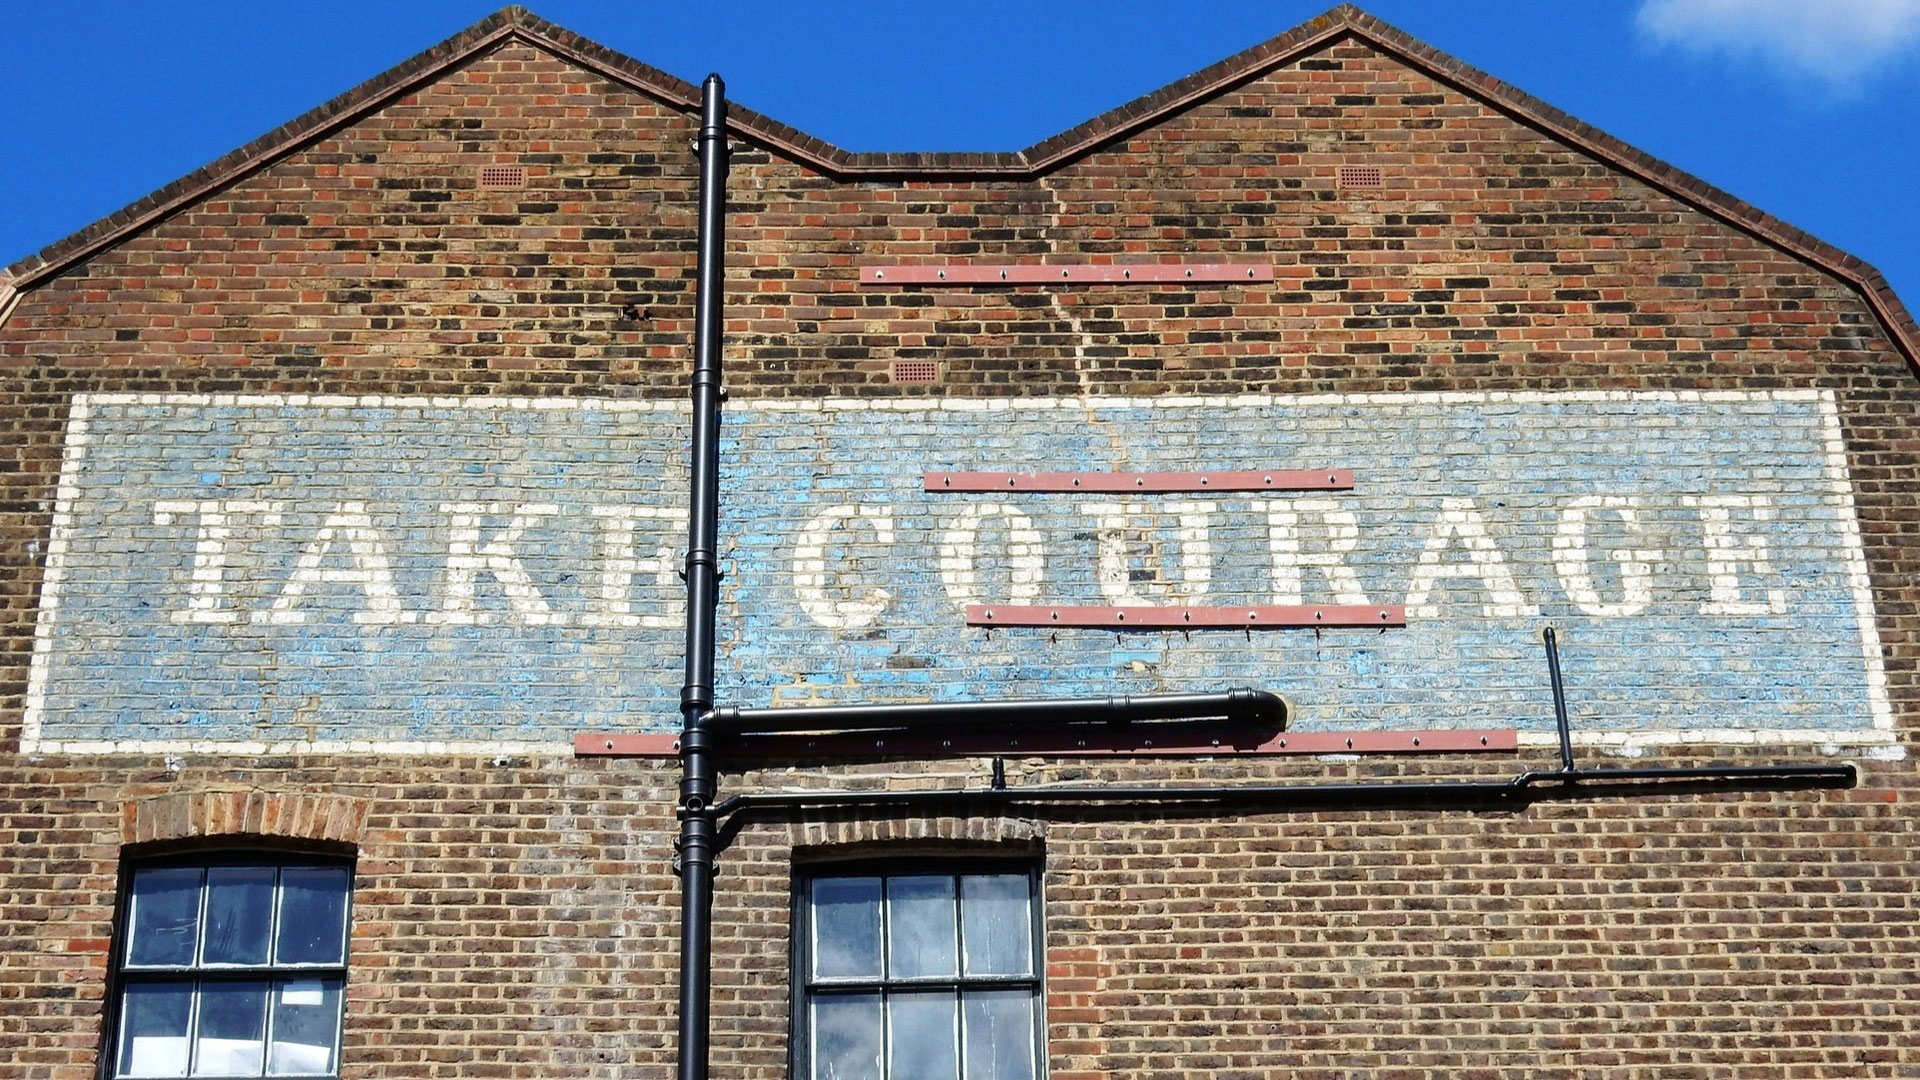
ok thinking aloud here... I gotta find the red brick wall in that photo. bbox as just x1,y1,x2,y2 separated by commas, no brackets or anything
1,33,1915,1080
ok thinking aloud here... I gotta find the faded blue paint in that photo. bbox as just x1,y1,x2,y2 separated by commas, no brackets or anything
28,393,1885,747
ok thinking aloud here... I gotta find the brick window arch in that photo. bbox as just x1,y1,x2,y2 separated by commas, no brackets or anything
106,793,363,1079
120,792,366,848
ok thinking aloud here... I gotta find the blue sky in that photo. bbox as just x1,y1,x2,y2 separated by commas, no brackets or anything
3,1,1916,309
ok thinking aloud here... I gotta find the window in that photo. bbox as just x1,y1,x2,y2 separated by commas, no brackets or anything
111,859,352,1079
796,865,1042,1080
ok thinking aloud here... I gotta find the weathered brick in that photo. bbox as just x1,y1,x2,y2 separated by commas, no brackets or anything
0,9,1914,1080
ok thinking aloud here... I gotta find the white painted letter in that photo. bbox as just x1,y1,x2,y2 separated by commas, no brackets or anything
1081,501,1217,604
1403,496,1539,619
1684,494,1787,615
793,504,895,629
434,503,561,625
154,500,282,624
1267,499,1372,606
583,505,685,628
258,502,411,625
1552,496,1661,617
939,503,1044,607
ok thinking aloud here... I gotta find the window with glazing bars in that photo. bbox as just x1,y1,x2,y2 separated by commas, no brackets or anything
110,859,352,1078
796,865,1042,1080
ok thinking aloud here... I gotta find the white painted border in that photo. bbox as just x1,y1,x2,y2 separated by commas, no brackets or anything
75,386,1826,413
21,397,89,756
1820,387,1898,743
27,736,574,756
21,389,1900,758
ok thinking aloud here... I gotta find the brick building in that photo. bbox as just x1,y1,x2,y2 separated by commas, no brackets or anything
2,5,1916,1078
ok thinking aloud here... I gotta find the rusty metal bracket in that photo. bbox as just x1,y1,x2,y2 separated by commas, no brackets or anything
925,469,1352,493
967,604,1406,629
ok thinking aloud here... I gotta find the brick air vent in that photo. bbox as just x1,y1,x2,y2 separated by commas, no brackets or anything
890,359,941,384
479,166,526,190
1337,165,1383,188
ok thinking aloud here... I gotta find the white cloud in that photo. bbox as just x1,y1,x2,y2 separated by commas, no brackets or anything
1637,0,1920,91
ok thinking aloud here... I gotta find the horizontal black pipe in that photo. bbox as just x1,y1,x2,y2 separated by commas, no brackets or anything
1516,764,1856,785
710,762,1856,819
705,687,1285,736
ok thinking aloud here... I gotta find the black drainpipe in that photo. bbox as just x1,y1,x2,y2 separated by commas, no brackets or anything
666,76,1293,1080
675,72,728,1080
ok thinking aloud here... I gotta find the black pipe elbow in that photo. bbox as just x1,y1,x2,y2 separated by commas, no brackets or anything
1226,687,1288,727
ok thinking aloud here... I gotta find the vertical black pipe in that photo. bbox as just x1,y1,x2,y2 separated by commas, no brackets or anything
1543,626,1575,773
677,73,728,1080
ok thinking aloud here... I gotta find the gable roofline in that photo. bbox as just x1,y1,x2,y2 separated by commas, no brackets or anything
4,5,1915,369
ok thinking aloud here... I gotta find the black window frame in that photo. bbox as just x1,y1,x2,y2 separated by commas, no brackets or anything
101,848,354,1080
790,858,1046,1080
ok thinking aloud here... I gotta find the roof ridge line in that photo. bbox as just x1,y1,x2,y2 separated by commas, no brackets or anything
803,5,1362,176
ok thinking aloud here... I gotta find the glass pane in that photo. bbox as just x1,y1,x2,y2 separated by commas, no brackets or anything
962,991,1036,1080
960,875,1032,977
119,982,192,1078
888,991,958,1080
203,868,275,966
811,992,881,1080
275,868,351,966
128,868,203,967
268,978,343,1076
887,876,957,979
193,981,268,1076
811,877,881,980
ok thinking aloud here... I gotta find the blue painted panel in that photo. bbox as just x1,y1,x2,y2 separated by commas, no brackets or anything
27,391,1887,749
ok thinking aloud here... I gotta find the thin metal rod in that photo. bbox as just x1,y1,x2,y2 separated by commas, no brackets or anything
1543,626,1576,773
707,688,1285,735
676,73,729,1080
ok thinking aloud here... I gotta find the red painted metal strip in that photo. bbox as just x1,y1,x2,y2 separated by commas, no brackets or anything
926,469,1352,493
575,732,681,757
575,728,1516,758
862,264,1274,285
1260,728,1517,755
967,604,1406,628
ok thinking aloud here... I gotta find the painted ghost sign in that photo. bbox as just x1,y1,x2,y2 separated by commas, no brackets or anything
23,390,1891,754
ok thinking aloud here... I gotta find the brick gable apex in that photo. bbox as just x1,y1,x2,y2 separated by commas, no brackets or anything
2,3,1914,369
